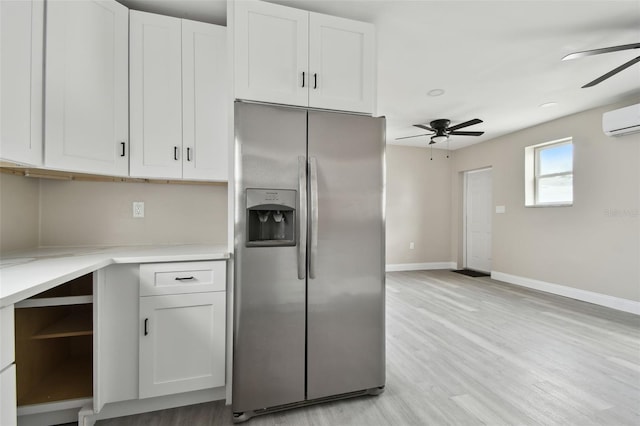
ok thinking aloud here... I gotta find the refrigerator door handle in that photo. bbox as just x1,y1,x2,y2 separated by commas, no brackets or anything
309,156,319,279
298,156,307,280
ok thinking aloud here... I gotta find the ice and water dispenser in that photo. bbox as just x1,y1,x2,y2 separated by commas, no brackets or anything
246,189,296,246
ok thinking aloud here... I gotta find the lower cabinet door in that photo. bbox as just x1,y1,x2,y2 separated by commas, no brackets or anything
139,292,225,399
0,365,17,426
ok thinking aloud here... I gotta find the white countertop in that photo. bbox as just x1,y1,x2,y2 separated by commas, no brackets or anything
0,244,230,307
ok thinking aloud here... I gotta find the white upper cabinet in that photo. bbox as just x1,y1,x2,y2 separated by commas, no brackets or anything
45,0,129,176
130,11,228,181
234,0,374,114
182,20,228,181
129,10,183,179
0,0,44,166
234,0,309,107
308,13,374,114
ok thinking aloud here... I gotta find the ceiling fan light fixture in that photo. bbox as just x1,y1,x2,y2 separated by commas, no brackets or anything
431,134,449,144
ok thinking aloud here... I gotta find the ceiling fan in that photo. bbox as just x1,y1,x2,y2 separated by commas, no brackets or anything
562,42,640,88
396,118,485,144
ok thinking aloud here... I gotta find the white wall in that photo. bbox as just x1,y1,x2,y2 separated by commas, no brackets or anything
39,180,228,247
0,172,39,253
0,175,228,251
386,146,451,266
451,98,640,302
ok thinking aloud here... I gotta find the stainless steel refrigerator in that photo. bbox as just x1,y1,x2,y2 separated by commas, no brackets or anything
233,101,385,421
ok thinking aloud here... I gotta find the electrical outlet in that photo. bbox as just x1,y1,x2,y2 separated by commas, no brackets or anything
409,242,415,250
133,201,144,218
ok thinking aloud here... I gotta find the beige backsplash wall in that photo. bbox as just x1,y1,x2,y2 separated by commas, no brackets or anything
451,98,640,302
386,146,451,265
0,172,40,253
38,180,228,247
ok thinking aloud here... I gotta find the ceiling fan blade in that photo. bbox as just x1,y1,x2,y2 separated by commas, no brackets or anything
413,124,435,131
395,133,430,140
449,131,485,136
582,55,640,88
562,43,640,61
448,118,483,132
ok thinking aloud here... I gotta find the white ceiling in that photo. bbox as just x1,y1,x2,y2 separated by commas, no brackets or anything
118,0,640,150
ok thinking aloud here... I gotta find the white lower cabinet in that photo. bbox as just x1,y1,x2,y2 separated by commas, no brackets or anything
96,261,227,411
0,305,15,372
139,292,226,398
95,265,140,410
0,365,17,426
0,305,16,426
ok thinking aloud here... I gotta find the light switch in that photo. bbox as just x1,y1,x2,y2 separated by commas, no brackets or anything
495,205,506,214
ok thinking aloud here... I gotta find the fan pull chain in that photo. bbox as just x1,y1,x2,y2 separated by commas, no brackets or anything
447,139,450,158
430,145,433,161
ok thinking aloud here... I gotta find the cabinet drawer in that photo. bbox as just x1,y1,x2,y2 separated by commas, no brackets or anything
0,305,15,370
140,261,225,296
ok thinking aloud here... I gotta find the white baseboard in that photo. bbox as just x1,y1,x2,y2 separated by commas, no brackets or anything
386,262,456,272
491,271,640,315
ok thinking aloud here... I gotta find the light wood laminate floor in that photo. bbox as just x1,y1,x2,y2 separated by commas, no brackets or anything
97,270,640,425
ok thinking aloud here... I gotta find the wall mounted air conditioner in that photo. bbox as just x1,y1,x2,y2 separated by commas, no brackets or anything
603,103,640,137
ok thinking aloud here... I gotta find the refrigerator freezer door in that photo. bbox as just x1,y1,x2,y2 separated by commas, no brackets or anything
233,102,307,413
306,110,386,400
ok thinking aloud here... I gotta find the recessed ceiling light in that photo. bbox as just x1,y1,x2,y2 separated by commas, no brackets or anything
539,102,558,108
427,89,445,97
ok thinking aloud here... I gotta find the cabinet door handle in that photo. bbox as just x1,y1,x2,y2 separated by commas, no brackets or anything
175,276,195,281
120,142,126,157
302,71,305,88
314,73,317,89
174,146,179,161
144,318,149,336
187,147,192,162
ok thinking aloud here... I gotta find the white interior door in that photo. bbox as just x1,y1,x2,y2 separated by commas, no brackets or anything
465,168,492,272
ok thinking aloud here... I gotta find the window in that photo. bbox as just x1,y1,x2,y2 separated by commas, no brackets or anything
525,138,573,206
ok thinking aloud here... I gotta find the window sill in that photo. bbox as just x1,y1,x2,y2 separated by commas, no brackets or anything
525,203,573,208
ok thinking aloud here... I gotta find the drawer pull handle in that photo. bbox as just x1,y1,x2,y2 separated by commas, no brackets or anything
144,318,149,336
175,276,195,281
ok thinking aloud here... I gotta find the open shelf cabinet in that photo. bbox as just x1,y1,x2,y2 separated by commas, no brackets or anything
14,273,93,407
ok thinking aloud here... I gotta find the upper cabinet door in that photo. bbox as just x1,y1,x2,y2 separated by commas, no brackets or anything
45,0,128,176
308,13,374,114
182,20,228,181
0,0,44,166
129,11,183,179
234,0,309,107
